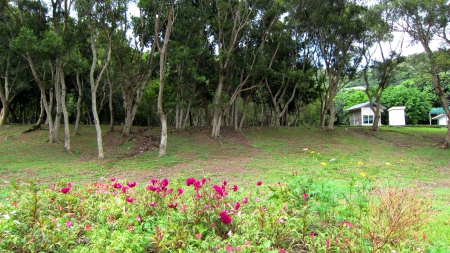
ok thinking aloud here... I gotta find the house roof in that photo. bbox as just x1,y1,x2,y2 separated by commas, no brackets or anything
430,107,450,114
388,106,406,111
345,101,387,111
431,114,448,120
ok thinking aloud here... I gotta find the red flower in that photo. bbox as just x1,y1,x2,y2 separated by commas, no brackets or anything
201,178,207,184
223,180,227,186
61,187,70,194
256,181,262,186
177,188,184,195
121,186,128,193
146,185,157,191
150,179,159,185
113,183,122,189
110,178,116,182
125,196,134,203
219,211,232,224
168,202,178,208
232,185,238,192
85,225,92,231
186,178,196,186
126,181,136,188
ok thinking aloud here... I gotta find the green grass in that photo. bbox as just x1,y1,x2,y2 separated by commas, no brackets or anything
0,124,449,248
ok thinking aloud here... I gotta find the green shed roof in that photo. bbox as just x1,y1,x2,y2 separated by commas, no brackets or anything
430,107,450,114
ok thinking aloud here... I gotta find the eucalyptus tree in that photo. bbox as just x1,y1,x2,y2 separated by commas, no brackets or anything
209,0,286,137
306,0,368,130
362,2,404,131
392,0,450,147
75,0,127,159
8,0,64,142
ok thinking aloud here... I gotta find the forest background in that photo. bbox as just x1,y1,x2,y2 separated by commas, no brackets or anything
1,0,450,159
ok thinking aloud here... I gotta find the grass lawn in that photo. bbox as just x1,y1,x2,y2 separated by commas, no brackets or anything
0,124,449,251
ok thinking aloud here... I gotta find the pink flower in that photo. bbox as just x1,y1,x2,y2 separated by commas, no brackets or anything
326,238,330,249
150,202,156,207
257,181,262,186
196,232,201,239
113,183,122,189
110,178,116,182
234,202,241,211
193,181,202,190
61,187,70,194
213,185,224,196
243,196,248,204
177,188,184,195
226,245,232,252
66,220,72,227
219,211,232,224
85,224,91,231
125,196,134,203
146,185,156,191
303,193,308,201
232,185,238,192
223,180,227,186
201,178,207,184
150,179,159,185
310,231,315,239
168,202,178,208
126,181,136,188
344,221,353,227
136,216,141,222
121,186,128,193
278,248,284,253
186,178,196,186
160,178,169,188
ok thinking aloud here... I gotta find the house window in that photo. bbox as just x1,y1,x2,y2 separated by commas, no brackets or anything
363,115,374,124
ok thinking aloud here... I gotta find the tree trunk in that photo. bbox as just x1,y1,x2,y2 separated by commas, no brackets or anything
239,93,251,131
73,73,83,135
52,62,62,143
0,102,9,125
211,72,225,138
60,68,71,153
109,79,115,133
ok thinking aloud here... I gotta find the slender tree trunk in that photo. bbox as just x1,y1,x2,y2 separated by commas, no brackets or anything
0,102,9,125
60,67,71,153
109,79,115,132
211,72,225,137
157,1,174,157
239,93,251,130
73,73,83,135
52,62,62,143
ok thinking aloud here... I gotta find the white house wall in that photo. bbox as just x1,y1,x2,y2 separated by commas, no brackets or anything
349,111,362,126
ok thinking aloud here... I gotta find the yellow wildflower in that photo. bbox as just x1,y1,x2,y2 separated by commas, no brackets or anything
310,151,315,154
320,162,327,166
360,172,366,177
385,162,391,166
357,161,364,165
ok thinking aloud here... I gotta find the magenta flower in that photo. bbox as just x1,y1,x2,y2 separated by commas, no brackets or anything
303,193,308,201
60,187,70,194
196,232,201,239
146,185,157,191
110,178,116,182
243,196,248,204
168,202,178,208
113,183,122,189
150,179,159,185
150,202,156,207
226,245,232,252
232,185,238,192
213,185,224,196
160,178,169,188
177,188,184,195
344,221,354,227
125,196,134,203
136,216,141,222
193,180,202,190
121,186,128,193
219,211,232,224
186,178,196,186
257,181,262,186
223,180,227,186
65,220,72,227
310,231,315,239
201,178,207,184
126,181,136,188
234,202,241,211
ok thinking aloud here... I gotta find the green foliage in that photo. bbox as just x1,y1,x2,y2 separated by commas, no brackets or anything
381,84,432,124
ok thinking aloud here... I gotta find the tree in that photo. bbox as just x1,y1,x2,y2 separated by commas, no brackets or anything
308,0,368,130
76,0,126,159
393,0,450,146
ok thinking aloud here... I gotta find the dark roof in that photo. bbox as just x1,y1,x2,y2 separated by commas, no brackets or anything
345,101,387,111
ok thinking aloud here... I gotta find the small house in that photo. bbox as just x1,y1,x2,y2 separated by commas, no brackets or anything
431,114,449,126
345,101,387,126
429,107,450,125
388,106,406,126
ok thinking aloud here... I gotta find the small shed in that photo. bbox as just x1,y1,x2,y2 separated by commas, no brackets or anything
388,106,406,126
345,101,387,126
429,107,450,125
431,114,449,126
